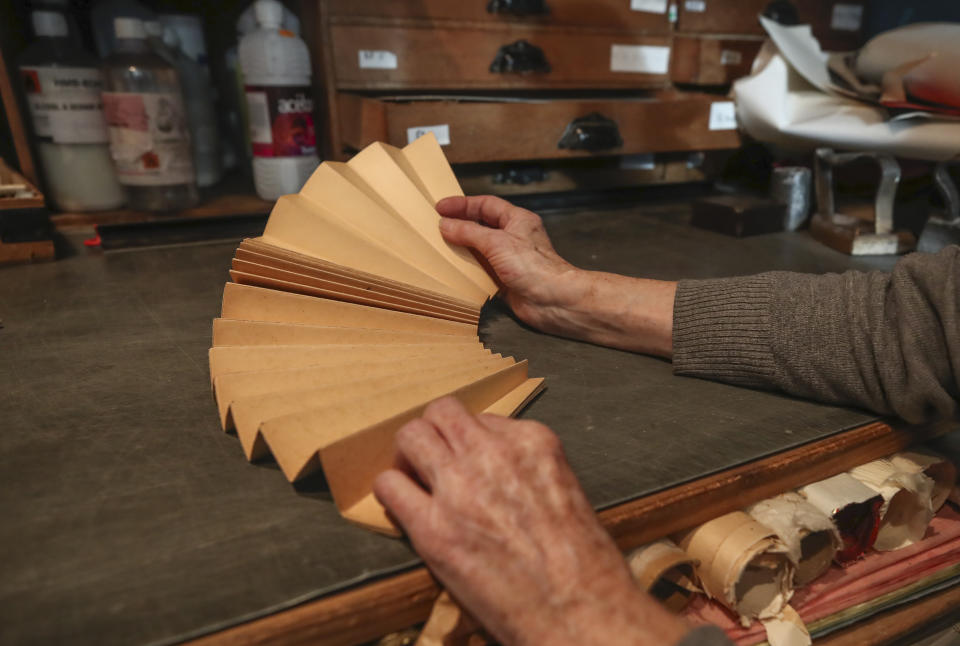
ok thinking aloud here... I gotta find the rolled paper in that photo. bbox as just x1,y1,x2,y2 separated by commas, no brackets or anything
416,591,485,646
849,458,935,551
760,605,812,646
798,473,883,563
890,449,957,512
625,539,700,612
746,492,841,586
674,511,794,626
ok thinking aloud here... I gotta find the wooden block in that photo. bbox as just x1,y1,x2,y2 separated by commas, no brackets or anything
0,239,55,266
691,194,786,237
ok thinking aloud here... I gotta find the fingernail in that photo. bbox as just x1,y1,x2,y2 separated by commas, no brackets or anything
439,218,452,232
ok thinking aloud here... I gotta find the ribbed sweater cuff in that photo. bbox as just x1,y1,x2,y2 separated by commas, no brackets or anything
672,275,776,386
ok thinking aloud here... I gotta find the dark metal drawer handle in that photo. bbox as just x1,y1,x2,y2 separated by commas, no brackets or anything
489,40,551,74
557,113,623,152
486,0,550,16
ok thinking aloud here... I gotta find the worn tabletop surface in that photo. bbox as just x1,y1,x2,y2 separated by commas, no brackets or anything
0,204,895,645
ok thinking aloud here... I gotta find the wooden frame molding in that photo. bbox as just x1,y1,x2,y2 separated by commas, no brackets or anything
190,419,954,646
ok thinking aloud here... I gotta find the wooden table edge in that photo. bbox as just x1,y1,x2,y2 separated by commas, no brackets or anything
189,418,956,646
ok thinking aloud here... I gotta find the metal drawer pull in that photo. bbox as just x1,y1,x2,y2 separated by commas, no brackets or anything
557,113,624,152
486,0,550,16
489,40,551,74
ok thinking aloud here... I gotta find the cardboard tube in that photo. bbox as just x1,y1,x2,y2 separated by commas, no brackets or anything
746,493,840,586
890,449,957,512
798,473,883,563
674,511,793,625
625,539,699,612
849,458,935,551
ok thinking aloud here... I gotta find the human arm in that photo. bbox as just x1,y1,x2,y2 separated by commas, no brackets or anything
672,246,960,423
373,397,731,646
437,195,676,358
440,195,960,422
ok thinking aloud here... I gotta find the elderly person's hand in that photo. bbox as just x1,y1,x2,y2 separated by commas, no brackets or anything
438,196,677,357
373,397,690,646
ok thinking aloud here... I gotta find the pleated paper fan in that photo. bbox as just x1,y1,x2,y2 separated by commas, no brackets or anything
209,133,544,535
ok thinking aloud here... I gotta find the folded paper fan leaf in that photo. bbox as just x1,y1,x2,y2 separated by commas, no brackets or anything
208,134,544,535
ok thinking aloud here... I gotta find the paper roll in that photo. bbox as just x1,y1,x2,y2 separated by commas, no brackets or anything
415,591,485,646
674,511,794,625
625,539,699,612
849,458,935,551
798,473,883,563
746,492,841,586
890,449,957,512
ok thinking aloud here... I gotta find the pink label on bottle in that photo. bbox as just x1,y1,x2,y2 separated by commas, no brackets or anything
245,85,317,158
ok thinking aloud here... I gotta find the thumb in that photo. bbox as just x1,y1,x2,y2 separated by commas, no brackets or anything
440,217,499,258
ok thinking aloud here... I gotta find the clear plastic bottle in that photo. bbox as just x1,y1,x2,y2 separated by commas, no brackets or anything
238,0,319,200
101,17,198,211
161,27,222,187
18,9,125,211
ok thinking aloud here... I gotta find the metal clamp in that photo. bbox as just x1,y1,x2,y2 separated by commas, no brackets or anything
812,148,908,255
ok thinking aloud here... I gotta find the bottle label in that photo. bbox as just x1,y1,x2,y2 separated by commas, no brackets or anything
245,85,317,158
20,66,109,145
101,92,194,186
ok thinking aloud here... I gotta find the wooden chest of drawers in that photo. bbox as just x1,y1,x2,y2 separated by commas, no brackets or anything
312,0,863,167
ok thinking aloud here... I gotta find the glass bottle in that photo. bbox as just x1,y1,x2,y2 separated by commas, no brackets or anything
101,17,199,211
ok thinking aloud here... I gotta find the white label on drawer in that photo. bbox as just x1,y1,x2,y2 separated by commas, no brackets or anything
720,49,742,65
708,101,737,130
830,3,863,31
407,124,451,146
684,0,707,12
358,50,398,70
630,0,668,13
610,44,671,74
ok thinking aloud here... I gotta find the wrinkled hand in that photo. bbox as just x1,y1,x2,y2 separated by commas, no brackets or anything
438,195,585,334
438,195,677,357
373,397,689,646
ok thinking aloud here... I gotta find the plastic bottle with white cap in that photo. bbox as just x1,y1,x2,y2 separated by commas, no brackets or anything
101,17,199,211
18,8,125,211
238,0,319,200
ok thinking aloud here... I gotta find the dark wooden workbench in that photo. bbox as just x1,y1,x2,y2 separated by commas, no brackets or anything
0,202,930,645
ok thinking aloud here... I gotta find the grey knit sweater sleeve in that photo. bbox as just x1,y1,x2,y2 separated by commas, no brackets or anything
672,246,960,423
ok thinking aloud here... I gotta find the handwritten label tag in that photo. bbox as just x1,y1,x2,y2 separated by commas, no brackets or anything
630,0,668,13
720,49,742,65
830,4,863,31
708,101,737,130
684,0,706,12
610,44,671,74
358,50,398,70
407,124,451,146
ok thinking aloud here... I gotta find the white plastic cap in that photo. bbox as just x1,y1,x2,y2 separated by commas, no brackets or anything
254,0,283,28
143,20,163,37
114,17,147,40
32,10,68,37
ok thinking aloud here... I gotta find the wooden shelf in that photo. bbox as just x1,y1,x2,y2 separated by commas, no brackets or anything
49,172,273,230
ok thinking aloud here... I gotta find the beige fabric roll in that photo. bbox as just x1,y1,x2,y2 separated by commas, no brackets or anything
625,539,699,612
675,511,794,626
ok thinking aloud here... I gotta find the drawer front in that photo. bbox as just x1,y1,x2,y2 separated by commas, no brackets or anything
675,0,767,35
798,3,866,51
332,25,672,90
675,0,865,49
326,0,672,34
338,93,741,162
670,35,763,85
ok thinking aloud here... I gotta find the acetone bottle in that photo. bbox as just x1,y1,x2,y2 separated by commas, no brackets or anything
238,0,319,201
102,17,198,211
18,9,125,211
